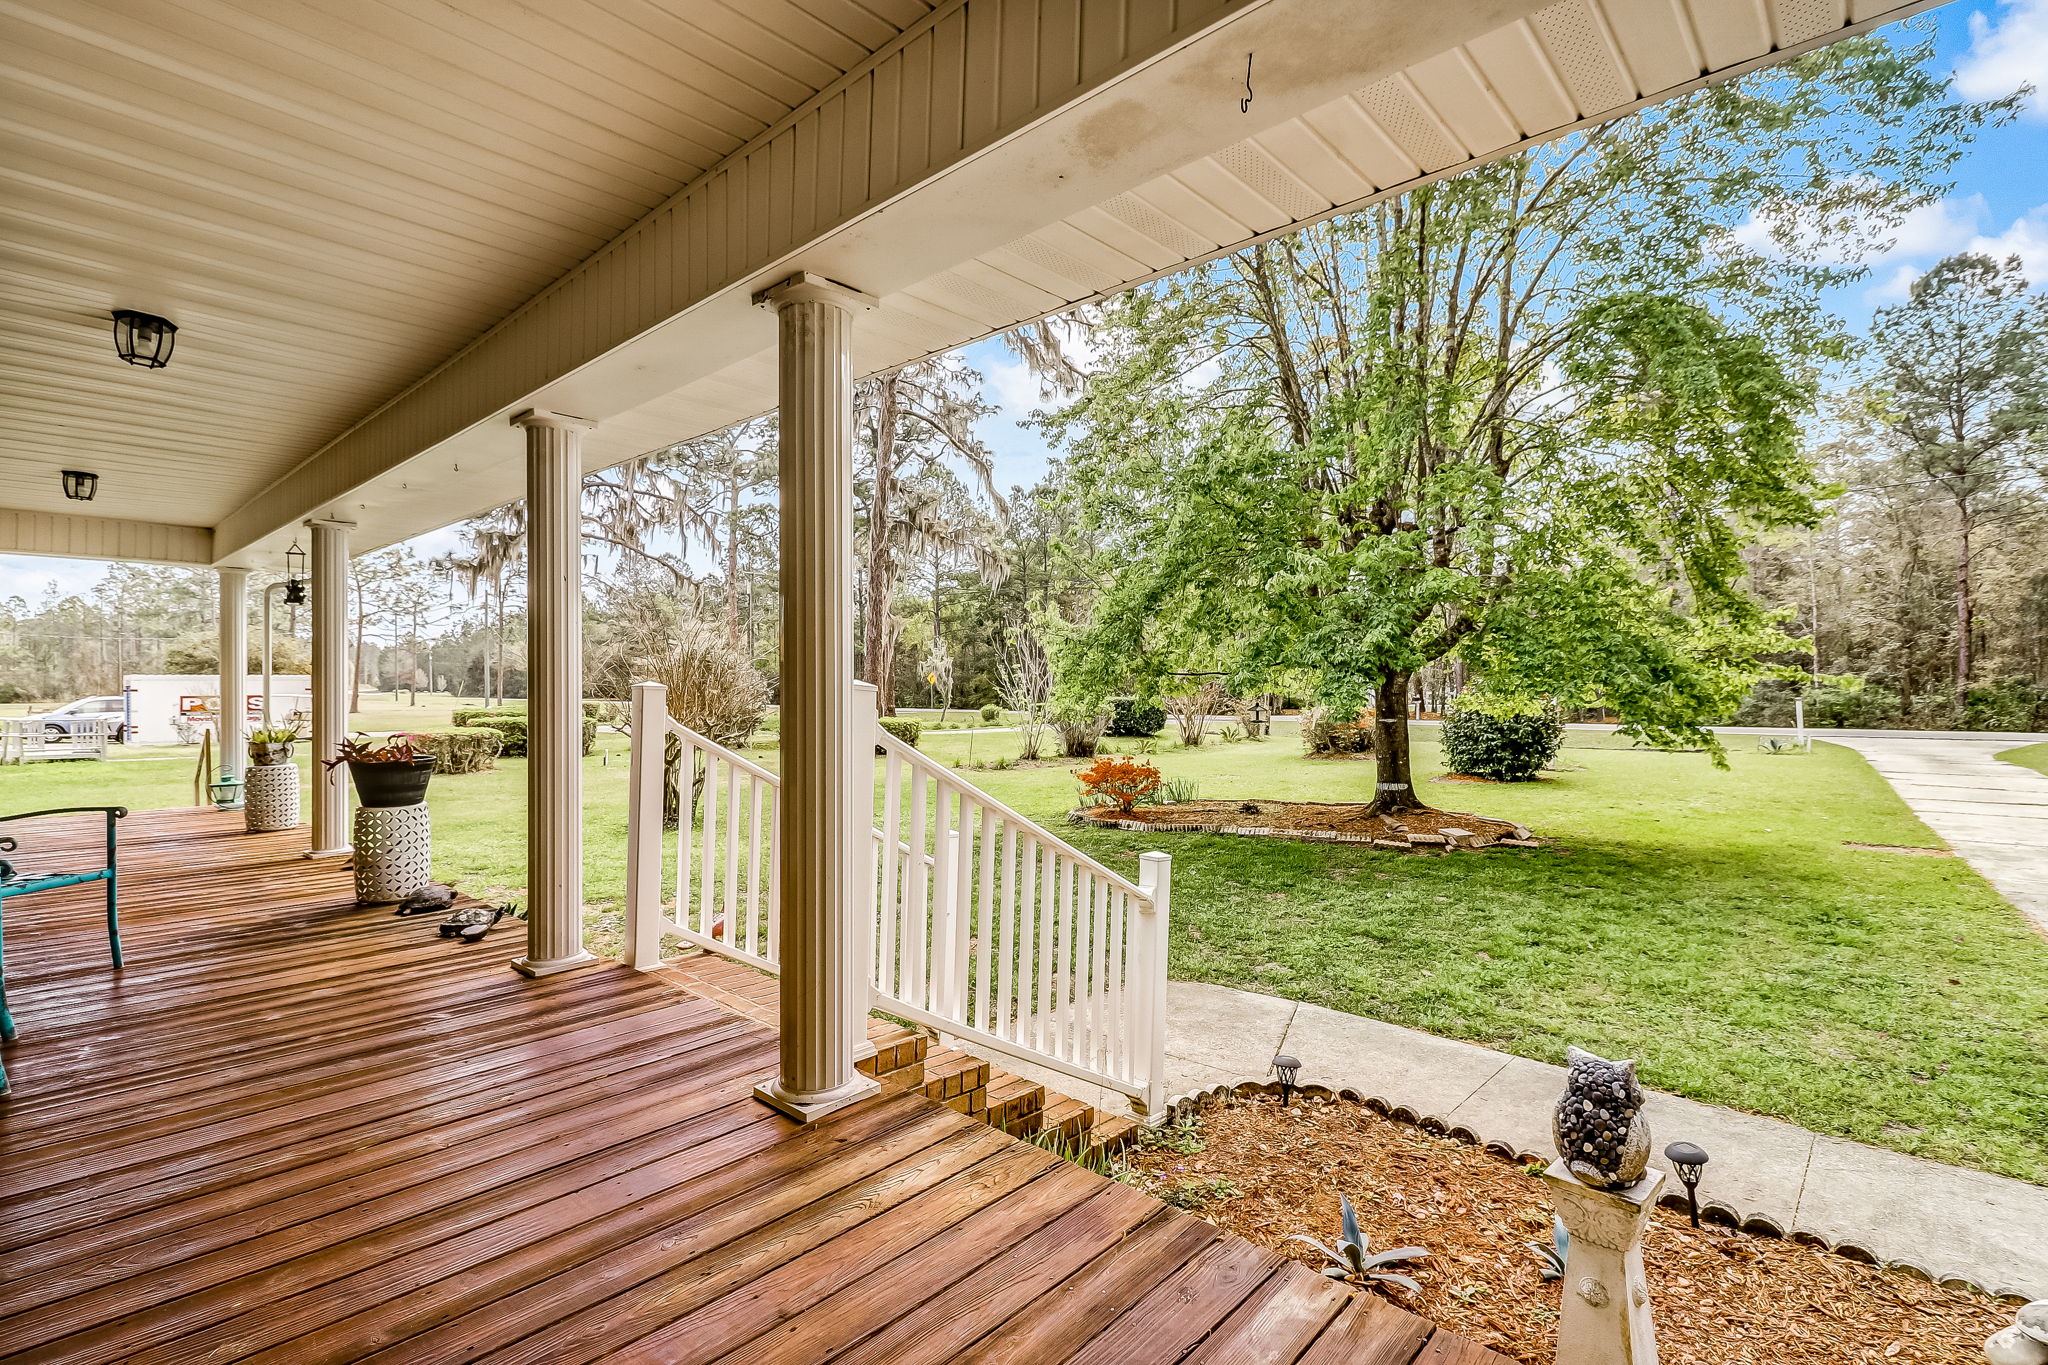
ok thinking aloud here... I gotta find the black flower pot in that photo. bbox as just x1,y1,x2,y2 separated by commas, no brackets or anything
349,754,435,808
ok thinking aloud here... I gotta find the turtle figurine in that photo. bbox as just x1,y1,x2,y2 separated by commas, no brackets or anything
1551,1045,1650,1190
437,903,524,943
395,883,459,916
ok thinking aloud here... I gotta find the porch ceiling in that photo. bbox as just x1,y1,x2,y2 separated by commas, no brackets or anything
0,0,1939,570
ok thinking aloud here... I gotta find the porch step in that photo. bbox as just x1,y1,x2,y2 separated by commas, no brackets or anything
983,1073,1045,1134
920,1046,988,1104
652,951,1141,1167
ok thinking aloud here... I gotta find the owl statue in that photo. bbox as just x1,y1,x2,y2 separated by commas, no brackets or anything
1552,1046,1650,1189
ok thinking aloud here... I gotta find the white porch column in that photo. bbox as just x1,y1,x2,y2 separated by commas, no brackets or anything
511,409,599,978
215,567,249,779
307,518,354,856
754,272,881,1122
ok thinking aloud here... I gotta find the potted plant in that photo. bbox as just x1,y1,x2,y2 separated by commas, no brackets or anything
324,734,435,808
249,726,300,766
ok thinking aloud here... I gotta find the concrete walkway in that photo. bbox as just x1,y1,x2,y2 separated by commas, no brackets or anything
1826,734,2048,935
1154,982,2048,1300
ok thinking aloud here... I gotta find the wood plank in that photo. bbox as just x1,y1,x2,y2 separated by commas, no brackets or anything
1296,1294,1435,1365
1060,1238,1283,1365
830,1183,1167,1365
1180,1263,1350,1364
0,808,1500,1365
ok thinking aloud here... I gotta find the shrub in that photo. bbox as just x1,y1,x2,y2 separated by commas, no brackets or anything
979,703,1002,723
1105,696,1165,737
645,627,771,749
408,726,504,774
879,717,922,748
1075,756,1163,813
1441,694,1564,781
1302,707,1374,755
1053,705,1108,758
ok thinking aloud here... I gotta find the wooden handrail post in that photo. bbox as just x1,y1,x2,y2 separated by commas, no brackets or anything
625,682,668,970
1135,851,1172,1121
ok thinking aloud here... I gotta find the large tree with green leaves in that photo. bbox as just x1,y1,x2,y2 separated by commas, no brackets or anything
1044,33,2009,811
1855,252,2048,696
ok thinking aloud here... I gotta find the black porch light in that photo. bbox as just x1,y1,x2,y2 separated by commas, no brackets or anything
61,470,99,502
1271,1053,1301,1106
112,309,177,368
1664,1141,1709,1227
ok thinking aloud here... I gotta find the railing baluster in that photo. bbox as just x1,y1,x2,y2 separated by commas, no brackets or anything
878,750,903,999
996,823,1018,1041
698,750,719,937
1108,887,1128,1079
744,775,764,956
975,806,996,1032
729,769,745,949
906,767,930,1010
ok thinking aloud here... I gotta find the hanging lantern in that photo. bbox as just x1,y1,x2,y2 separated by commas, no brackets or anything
61,470,99,501
283,541,309,605
112,309,178,368
208,774,245,810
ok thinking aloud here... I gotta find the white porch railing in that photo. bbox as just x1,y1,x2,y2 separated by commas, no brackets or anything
623,680,1172,1116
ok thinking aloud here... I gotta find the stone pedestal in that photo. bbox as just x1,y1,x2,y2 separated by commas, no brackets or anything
243,763,300,833
1543,1162,1663,1365
352,803,432,905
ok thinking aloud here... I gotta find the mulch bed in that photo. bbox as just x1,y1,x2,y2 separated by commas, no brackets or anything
1119,1094,2008,1364
1074,799,1526,844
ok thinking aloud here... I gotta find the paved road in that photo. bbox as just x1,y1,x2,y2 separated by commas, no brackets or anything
1827,735,2048,936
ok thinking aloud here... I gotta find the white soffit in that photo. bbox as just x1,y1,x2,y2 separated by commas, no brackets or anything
0,0,944,554
251,0,1937,562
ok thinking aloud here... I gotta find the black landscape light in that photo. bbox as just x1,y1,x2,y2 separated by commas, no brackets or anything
61,470,99,501
1665,1141,1709,1227
1272,1053,1301,1106
112,310,178,368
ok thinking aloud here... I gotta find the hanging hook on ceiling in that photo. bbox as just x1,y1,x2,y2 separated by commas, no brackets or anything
1240,53,1254,113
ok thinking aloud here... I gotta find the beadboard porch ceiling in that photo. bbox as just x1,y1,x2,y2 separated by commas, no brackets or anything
0,0,1940,570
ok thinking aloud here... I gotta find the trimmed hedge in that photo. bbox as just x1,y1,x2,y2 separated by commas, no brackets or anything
979,703,1002,723
452,708,596,757
1441,696,1564,781
408,726,503,774
878,717,922,748
1105,696,1165,737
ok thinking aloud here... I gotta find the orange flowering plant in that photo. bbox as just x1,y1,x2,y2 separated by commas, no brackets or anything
1075,756,1163,813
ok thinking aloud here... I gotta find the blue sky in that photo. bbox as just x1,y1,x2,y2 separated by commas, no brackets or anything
7,0,2044,604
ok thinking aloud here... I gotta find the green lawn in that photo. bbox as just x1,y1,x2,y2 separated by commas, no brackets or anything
7,720,2045,1183
2000,742,2048,778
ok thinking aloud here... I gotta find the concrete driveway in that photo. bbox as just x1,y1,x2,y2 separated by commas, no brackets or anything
1826,735,2048,936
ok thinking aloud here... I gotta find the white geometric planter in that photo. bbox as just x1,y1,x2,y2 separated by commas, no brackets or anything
243,763,301,834
352,802,432,904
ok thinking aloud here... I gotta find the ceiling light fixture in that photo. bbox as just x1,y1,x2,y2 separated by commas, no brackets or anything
61,470,99,501
112,309,177,368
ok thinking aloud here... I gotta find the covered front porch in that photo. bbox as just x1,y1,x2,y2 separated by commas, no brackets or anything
0,807,1502,1363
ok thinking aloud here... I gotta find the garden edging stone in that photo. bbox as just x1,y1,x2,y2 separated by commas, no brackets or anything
1157,980,2048,1302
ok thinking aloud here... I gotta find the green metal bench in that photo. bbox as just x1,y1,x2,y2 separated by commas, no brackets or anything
0,806,129,1095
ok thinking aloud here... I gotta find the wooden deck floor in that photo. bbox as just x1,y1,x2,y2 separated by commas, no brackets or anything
0,806,1505,1364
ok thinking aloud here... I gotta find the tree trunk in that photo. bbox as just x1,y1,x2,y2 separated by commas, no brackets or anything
722,476,743,648
1955,504,1973,701
350,576,364,716
1368,671,1430,815
862,374,900,715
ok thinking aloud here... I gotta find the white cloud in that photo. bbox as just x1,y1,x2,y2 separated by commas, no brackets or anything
0,555,110,603
1729,193,1986,266
1955,0,2048,118
1863,263,1923,305
1965,203,2048,283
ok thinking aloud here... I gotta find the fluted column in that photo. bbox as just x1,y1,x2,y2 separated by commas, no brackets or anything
512,409,599,978
306,518,353,856
754,272,881,1122
215,567,249,779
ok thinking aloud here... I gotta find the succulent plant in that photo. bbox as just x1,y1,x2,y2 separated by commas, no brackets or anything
1290,1194,1428,1293
1527,1215,1569,1280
